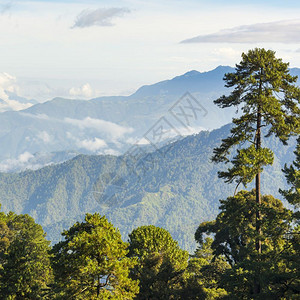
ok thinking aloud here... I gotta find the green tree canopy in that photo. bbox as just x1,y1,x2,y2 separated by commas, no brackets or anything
128,225,189,300
179,237,228,300
51,213,139,299
0,212,52,299
195,190,296,298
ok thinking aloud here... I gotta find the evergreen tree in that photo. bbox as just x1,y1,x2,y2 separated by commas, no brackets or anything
279,136,300,295
212,48,300,294
0,213,52,299
51,213,139,299
128,225,189,300
195,190,296,298
179,237,228,299
280,136,300,211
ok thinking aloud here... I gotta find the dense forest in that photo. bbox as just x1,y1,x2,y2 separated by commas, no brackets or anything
0,123,296,252
0,49,299,299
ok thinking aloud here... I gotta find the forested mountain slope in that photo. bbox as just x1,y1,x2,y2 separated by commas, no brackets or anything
0,124,296,250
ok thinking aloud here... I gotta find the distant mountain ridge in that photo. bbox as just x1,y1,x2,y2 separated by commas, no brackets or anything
0,66,299,172
131,66,233,97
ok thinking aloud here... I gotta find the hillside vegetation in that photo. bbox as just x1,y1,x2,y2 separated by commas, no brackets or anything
0,124,296,251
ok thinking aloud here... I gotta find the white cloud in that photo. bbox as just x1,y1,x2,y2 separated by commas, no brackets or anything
0,152,34,172
0,72,33,111
64,117,134,139
17,152,34,163
76,137,107,151
66,132,107,152
72,7,130,28
20,113,50,120
179,126,207,135
0,72,18,101
126,137,151,146
69,83,94,99
37,131,52,144
181,19,300,44
212,47,240,59
136,138,150,145
103,148,120,156
0,100,32,112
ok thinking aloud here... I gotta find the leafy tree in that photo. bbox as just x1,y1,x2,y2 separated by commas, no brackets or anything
179,237,228,299
195,190,297,298
51,213,139,299
212,48,300,293
128,225,188,299
0,212,52,299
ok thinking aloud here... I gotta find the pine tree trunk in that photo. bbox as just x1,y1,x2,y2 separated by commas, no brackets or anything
254,100,262,295
255,170,261,255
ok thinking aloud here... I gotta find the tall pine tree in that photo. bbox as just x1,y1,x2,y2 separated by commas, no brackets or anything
280,137,300,294
212,48,300,294
280,136,300,211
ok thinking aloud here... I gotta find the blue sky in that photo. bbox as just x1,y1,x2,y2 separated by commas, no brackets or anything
1,0,300,102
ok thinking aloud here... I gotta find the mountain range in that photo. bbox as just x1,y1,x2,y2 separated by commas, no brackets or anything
1,66,299,172
0,123,296,251
0,66,299,250
0,66,242,171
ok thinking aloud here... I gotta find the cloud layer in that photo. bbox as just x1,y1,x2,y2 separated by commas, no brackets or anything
0,152,34,172
64,117,134,140
76,137,107,151
181,19,300,44
72,7,130,28
36,131,53,144
0,72,33,111
69,83,94,99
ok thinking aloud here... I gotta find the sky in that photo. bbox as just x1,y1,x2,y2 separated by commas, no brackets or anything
1,0,300,103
